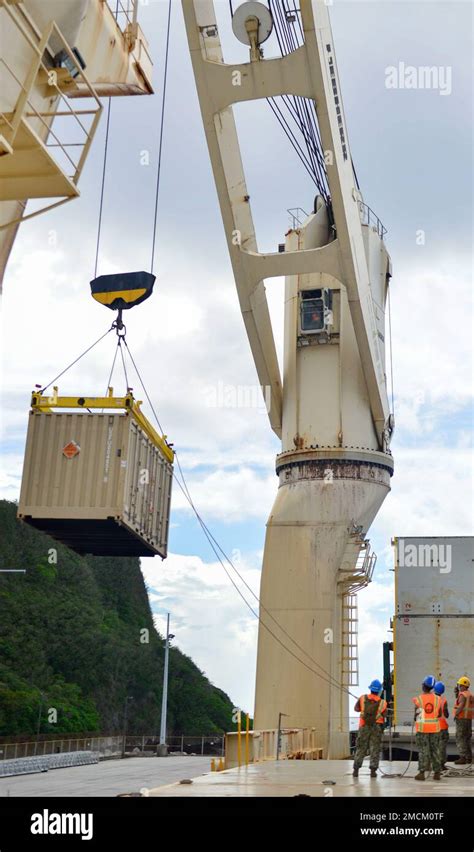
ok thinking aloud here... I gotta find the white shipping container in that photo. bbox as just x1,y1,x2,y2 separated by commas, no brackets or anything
394,614,473,727
393,536,474,727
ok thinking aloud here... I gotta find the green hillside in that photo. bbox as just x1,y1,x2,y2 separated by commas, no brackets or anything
0,500,236,737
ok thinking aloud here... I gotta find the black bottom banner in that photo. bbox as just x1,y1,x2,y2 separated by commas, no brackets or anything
0,795,471,848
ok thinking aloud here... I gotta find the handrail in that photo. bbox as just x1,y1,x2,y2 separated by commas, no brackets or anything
358,201,387,239
0,61,78,175
112,0,140,28
0,3,103,229
287,207,309,228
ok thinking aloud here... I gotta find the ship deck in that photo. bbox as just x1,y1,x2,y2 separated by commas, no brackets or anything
149,759,473,798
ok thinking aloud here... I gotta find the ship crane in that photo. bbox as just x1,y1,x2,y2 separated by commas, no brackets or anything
0,0,154,289
183,0,395,757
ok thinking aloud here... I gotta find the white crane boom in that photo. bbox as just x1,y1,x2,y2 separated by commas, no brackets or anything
182,0,392,447
183,0,283,436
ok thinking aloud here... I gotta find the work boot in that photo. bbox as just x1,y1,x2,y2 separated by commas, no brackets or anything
370,768,377,777
414,771,425,781
433,772,441,781
454,758,467,765
352,766,359,777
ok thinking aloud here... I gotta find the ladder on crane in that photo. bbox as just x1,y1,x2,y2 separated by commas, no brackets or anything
339,528,378,686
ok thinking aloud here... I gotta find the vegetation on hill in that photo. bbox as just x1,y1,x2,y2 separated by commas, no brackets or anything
0,500,236,737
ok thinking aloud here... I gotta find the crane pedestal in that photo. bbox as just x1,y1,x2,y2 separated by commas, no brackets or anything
254,452,392,758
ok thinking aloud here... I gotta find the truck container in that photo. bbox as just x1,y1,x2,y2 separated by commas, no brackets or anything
18,390,173,558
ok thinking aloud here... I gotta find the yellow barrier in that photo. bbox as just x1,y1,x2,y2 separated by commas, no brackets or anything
245,714,250,766
225,727,326,769
237,712,242,767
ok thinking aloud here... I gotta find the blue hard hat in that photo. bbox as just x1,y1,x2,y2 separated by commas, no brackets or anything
434,681,445,695
369,679,383,694
423,675,436,689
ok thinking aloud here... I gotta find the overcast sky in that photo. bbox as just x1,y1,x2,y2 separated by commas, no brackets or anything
1,0,473,722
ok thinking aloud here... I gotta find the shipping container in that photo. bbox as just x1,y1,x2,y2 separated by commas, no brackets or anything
18,391,173,558
392,536,474,727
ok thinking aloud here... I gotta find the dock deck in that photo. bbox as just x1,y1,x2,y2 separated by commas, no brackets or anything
149,760,473,798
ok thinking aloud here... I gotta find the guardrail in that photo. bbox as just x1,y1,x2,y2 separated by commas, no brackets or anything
287,207,309,228
0,735,225,761
0,1,102,229
358,202,387,238
112,0,139,28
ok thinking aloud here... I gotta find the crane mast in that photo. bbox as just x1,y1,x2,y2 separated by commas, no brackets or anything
183,0,395,756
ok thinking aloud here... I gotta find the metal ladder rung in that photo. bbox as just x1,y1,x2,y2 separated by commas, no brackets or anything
341,593,359,685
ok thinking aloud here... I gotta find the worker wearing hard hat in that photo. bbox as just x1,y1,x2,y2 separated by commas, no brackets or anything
434,682,449,770
453,676,473,765
352,679,388,778
412,675,443,781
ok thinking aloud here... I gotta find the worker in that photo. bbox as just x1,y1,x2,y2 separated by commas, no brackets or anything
453,676,473,765
434,681,449,770
352,679,387,778
412,675,442,781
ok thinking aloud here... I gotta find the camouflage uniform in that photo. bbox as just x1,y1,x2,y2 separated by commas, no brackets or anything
455,719,473,762
416,731,442,773
438,729,449,766
353,724,384,770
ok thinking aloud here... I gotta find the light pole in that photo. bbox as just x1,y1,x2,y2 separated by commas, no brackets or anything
34,691,46,756
121,695,133,759
158,613,174,757
276,712,289,761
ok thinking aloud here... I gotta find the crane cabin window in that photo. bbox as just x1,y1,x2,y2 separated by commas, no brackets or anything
300,289,332,334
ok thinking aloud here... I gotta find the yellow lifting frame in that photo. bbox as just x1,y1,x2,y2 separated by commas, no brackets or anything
30,387,174,464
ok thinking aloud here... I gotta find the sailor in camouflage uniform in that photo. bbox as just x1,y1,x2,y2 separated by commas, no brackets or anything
413,675,442,781
453,676,473,765
434,681,450,769
353,680,387,778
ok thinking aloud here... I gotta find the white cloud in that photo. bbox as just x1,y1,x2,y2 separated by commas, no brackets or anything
142,551,260,713
390,256,473,434
0,460,22,502
376,447,473,537
172,466,276,522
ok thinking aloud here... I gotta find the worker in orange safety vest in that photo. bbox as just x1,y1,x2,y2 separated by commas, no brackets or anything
412,675,443,781
352,679,387,778
434,681,449,770
453,676,473,765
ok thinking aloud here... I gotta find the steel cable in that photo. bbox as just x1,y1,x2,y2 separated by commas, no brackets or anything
40,327,114,394
119,341,360,702
150,0,172,275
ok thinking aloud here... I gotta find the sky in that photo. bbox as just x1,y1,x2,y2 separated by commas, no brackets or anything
1,0,473,724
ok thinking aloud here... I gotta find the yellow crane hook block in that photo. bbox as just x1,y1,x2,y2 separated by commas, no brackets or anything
17,388,174,558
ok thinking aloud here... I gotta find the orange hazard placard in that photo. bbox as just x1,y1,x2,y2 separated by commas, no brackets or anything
63,441,80,459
